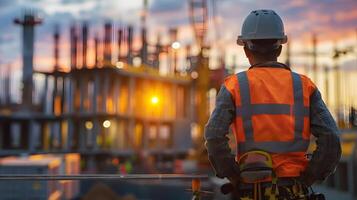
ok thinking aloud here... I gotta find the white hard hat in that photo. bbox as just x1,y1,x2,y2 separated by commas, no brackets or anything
237,9,287,46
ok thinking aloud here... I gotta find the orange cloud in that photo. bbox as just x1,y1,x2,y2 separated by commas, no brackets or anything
335,9,357,21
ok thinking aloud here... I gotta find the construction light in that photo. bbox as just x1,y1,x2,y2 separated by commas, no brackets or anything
191,71,199,79
171,41,181,50
103,120,111,128
116,61,124,69
151,96,159,105
85,121,93,130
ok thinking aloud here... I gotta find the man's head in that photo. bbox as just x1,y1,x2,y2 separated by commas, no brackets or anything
237,10,287,65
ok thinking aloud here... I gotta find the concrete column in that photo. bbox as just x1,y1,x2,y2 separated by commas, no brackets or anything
102,75,110,113
79,77,86,113
14,14,42,108
92,119,99,150
113,78,120,114
93,76,99,113
65,120,73,151
171,84,177,119
28,120,35,152
127,78,135,146
46,76,54,114
42,76,49,112
67,76,74,113
190,83,197,122
52,76,58,114
66,77,74,150
79,120,85,151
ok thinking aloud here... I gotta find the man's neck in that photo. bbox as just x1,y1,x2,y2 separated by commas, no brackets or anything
251,58,277,66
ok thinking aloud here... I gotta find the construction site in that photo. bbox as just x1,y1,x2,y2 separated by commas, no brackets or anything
0,0,356,199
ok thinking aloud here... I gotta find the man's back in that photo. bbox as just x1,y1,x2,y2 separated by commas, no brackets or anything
205,9,341,199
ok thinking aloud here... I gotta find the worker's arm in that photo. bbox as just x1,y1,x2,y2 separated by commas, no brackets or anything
301,89,342,186
204,85,240,179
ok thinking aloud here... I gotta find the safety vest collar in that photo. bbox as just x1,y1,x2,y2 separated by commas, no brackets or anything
249,61,290,71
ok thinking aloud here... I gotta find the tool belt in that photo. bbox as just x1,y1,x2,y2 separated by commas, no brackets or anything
237,180,309,200
228,151,325,200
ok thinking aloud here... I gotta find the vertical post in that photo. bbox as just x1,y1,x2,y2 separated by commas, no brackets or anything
54,24,60,70
94,33,99,67
117,28,123,61
127,78,135,146
169,28,178,73
64,77,72,150
93,75,99,113
4,65,11,104
312,34,317,82
333,43,340,120
82,22,88,68
113,79,120,114
102,75,109,112
140,0,148,65
70,24,78,70
28,120,35,151
154,34,162,69
79,77,86,113
42,76,48,112
127,26,133,65
14,13,42,109
103,22,112,66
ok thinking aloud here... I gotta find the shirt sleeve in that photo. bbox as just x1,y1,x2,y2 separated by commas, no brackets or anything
204,85,240,179
300,89,342,186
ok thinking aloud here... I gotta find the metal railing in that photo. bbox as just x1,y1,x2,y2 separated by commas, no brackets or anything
0,174,209,200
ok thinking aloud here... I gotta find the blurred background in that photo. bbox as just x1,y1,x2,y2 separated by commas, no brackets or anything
0,0,356,199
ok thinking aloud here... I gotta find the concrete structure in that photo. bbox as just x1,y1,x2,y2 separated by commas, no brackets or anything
14,13,42,109
0,19,196,172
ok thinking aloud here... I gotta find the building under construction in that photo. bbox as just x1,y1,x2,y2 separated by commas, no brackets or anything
0,13,207,173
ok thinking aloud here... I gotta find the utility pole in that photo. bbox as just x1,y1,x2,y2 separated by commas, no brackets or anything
14,12,42,109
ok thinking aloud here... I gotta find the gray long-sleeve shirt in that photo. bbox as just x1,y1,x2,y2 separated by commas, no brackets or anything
204,65,341,185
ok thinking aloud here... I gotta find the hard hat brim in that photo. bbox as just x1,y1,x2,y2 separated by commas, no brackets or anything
236,35,288,46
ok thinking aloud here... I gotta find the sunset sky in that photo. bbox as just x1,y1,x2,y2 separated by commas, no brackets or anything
0,0,356,72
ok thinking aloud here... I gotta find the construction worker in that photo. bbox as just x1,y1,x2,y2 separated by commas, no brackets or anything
204,9,341,200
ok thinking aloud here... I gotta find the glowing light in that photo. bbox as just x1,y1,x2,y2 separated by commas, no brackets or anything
116,61,124,69
103,120,111,128
171,41,181,50
133,57,142,67
85,121,93,130
151,96,159,105
191,71,199,79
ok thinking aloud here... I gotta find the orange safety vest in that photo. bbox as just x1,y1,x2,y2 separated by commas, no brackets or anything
224,67,316,178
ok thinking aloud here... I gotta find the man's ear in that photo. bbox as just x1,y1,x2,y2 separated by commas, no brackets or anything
276,45,282,57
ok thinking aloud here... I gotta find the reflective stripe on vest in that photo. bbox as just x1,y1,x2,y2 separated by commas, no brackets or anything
236,71,310,153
